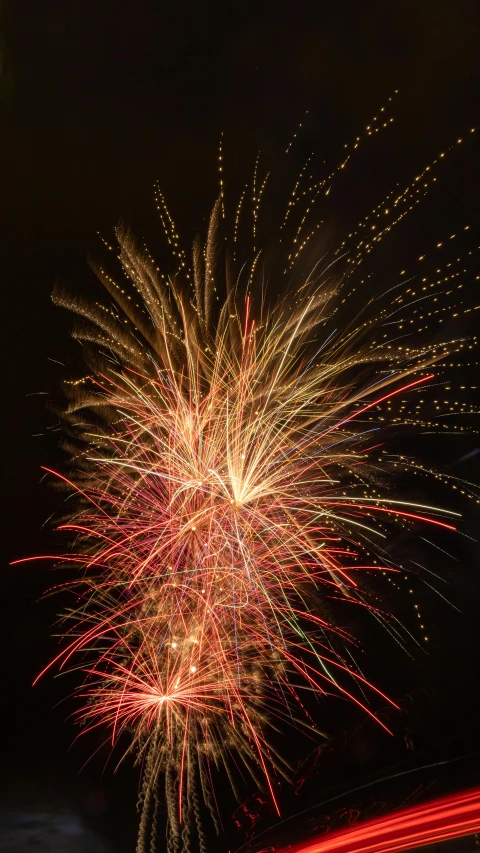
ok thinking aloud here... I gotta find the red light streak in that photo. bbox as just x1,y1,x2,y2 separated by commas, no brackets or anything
282,787,480,853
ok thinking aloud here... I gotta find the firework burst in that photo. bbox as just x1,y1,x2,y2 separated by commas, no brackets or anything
18,105,478,853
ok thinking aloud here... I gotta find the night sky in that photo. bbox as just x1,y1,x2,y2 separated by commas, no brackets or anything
1,3,479,852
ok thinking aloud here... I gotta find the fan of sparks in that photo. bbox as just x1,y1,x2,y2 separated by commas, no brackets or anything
22,104,478,853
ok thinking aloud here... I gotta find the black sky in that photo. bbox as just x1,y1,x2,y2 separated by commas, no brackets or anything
1,2,479,852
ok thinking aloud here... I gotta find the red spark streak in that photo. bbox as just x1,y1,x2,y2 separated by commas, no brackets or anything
330,504,457,531
281,787,480,853
319,374,435,440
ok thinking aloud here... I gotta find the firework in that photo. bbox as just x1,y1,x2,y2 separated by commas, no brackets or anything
17,103,477,853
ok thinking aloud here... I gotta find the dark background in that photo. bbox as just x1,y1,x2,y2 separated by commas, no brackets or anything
1,2,479,851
